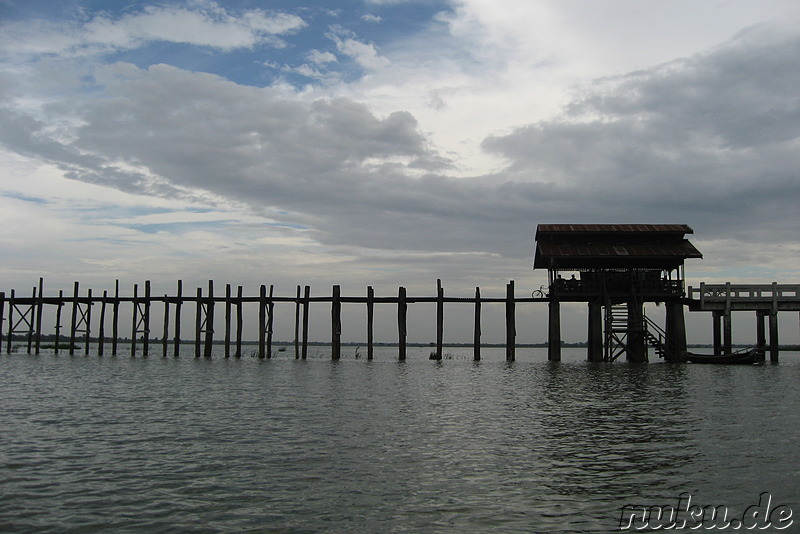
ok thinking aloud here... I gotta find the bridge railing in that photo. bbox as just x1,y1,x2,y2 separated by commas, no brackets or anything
688,282,800,308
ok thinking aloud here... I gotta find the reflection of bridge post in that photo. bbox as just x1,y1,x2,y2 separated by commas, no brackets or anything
665,300,687,362
587,300,602,362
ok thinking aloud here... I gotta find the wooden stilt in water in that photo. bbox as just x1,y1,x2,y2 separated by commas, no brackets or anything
587,300,603,362
398,286,407,361
435,279,444,360
258,284,266,359
266,285,274,359
506,281,515,361
112,280,119,356
473,287,481,361
236,286,243,358
712,310,722,355
294,285,301,359
302,286,310,359
99,291,107,356
224,284,232,358
34,278,43,354
143,281,150,357
331,285,341,360
131,284,139,356
548,298,561,362
174,280,182,357
367,286,374,361
162,294,169,357
5,290,13,354
203,280,214,359
84,288,92,355
70,282,78,356
769,310,779,363
54,290,63,354
27,286,35,354
0,292,4,352
195,287,202,358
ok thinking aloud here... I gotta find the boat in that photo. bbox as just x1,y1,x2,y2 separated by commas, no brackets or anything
683,346,764,365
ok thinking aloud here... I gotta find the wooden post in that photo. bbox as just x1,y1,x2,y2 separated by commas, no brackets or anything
506,280,515,361
195,287,202,358
302,286,310,359
258,284,266,359
587,300,603,362
236,286,243,358
84,288,92,355
34,277,43,354
294,285,301,359
0,292,4,353
5,290,12,354
473,287,481,361
435,279,444,360
331,285,341,360
548,297,561,362
174,280,182,358
398,286,407,361
54,290,63,354
70,282,78,356
756,310,767,349
723,282,732,354
266,285,274,359
162,294,169,357
203,281,214,358
112,280,119,356
143,281,150,357
131,284,138,357
224,284,232,358
367,286,374,361
98,290,107,356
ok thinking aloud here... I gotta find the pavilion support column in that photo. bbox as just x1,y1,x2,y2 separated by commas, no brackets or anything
769,310,779,363
548,298,561,362
712,310,723,355
665,300,687,362
626,299,647,362
587,300,603,362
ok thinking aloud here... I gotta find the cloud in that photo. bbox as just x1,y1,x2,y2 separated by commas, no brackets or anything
0,2,306,57
327,26,390,70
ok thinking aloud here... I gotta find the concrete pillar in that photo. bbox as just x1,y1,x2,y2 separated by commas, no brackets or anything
548,299,561,362
665,300,687,362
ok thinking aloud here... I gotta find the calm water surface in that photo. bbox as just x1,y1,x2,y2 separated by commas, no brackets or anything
1,347,799,533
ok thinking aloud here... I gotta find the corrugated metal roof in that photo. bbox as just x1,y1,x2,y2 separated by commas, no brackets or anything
536,224,693,234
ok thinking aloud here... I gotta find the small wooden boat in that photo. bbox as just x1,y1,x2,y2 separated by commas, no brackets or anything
683,346,764,365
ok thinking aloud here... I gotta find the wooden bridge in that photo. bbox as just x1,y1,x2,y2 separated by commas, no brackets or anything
687,283,800,362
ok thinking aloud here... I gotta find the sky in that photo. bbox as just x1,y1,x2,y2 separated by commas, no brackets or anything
1,0,799,344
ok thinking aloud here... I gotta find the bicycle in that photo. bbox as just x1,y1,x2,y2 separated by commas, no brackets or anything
531,285,548,298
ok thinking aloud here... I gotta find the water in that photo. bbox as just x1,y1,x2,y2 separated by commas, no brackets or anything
1,347,798,533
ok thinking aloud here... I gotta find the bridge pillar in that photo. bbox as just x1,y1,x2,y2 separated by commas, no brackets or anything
712,310,722,354
723,308,733,355
769,310,779,363
587,300,603,362
548,299,561,362
665,300,687,362
626,300,647,362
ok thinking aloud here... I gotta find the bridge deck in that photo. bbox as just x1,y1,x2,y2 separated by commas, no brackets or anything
687,283,800,311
